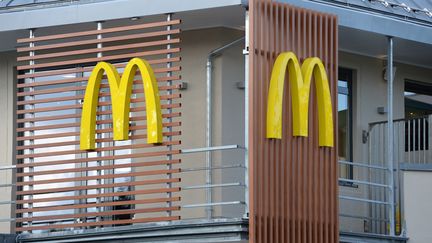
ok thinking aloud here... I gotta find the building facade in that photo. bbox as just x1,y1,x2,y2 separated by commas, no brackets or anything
0,0,431,242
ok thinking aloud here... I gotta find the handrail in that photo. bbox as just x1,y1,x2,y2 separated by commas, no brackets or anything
369,114,431,126
181,144,242,154
339,160,388,170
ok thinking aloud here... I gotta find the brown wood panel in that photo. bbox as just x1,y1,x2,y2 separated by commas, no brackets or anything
17,197,181,214
15,216,181,232
18,38,180,61
17,57,180,79
16,206,181,223
17,29,180,52
17,48,181,70
17,187,181,204
17,111,181,134
16,119,181,141
16,16,182,232
249,1,338,242
16,150,181,168
16,139,181,159
17,72,180,89
17,19,181,43
17,177,180,196
17,169,180,186
16,94,180,115
17,73,181,97
17,105,182,123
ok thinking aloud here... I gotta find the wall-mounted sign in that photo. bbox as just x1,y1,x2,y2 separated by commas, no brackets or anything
266,52,334,147
80,57,163,151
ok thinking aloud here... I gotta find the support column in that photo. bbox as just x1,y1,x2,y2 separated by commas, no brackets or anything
387,36,395,236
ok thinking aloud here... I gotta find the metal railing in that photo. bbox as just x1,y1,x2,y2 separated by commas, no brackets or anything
338,115,432,236
0,164,16,225
0,144,248,233
181,144,247,219
338,160,393,235
365,115,432,235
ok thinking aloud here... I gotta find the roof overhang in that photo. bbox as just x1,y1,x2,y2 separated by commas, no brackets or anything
0,0,244,32
276,0,432,46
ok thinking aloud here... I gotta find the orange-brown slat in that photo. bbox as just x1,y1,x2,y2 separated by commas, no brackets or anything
17,168,180,186
17,177,180,196
18,38,180,61
17,139,181,159
16,206,181,223
17,73,181,97
17,104,181,123
17,123,180,143
16,93,180,115
17,187,181,204
17,111,181,134
16,216,181,232
17,131,181,150
17,19,181,43
17,48,181,70
16,150,181,168
18,29,180,52
17,57,180,79
17,73,180,91
16,197,181,213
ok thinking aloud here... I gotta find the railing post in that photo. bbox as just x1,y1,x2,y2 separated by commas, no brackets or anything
387,36,396,236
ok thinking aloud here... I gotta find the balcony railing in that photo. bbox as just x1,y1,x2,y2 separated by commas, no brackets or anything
0,144,247,235
339,115,432,237
7,116,429,237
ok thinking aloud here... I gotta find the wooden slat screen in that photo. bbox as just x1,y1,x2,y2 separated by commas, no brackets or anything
16,17,181,232
249,1,338,242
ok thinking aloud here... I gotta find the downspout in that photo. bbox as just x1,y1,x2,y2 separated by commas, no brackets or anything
387,36,395,236
205,36,245,219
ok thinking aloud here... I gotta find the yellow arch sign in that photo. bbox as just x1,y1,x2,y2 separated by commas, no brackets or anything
266,52,334,147
80,58,163,151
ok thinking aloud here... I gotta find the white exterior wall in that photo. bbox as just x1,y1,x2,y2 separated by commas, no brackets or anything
402,170,432,243
0,52,16,234
177,27,245,218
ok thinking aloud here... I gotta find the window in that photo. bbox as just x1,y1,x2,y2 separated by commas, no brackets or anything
338,68,353,180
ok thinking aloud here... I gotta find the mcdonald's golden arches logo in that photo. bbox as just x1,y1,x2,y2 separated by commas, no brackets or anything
80,58,163,151
266,52,334,147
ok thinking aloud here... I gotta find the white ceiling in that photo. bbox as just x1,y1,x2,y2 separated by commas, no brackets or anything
339,26,432,68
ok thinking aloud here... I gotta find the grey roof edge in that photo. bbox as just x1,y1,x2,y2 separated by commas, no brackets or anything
277,0,432,45
0,0,243,32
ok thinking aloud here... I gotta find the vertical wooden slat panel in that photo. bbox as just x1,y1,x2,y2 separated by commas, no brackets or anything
249,1,338,242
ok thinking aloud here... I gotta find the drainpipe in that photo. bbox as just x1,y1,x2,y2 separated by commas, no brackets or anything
387,36,395,236
205,36,245,219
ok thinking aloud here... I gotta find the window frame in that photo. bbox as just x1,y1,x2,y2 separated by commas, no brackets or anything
338,67,354,182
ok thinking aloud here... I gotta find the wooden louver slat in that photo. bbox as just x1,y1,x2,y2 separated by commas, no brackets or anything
16,16,182,232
